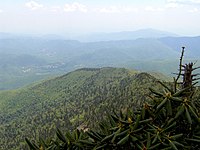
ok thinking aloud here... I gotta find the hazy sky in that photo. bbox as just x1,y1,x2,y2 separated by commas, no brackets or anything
0,0,200,36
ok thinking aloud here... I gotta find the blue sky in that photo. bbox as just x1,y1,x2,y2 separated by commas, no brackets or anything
0,0,200,36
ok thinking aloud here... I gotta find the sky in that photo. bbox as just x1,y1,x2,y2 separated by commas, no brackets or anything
0,0,200,36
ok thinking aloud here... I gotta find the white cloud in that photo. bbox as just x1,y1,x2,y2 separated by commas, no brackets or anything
166,2,180,8
96,6,139,13
64,2,88,12
167,0,181,2
165,0,200,10
190,0,200,4
25,1,43,10
166,0,200,6
50,6,61,12
189,7,200,12
0,9,3,13
145,6,164,12
120,7,139,13
98,6,121,13
166,0,183,8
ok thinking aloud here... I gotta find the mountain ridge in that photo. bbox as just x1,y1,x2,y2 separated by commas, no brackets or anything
0,28,178,41
0,67,162,149
74,28,178,42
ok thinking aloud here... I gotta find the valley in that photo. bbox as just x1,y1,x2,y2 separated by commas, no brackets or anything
1,29,200,90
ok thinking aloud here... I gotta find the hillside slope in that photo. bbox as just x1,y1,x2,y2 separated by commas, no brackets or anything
0,67,161,149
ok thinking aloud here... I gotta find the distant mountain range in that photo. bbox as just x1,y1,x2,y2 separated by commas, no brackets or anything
0,28,200,89
75,28,178,42
160,36,200,57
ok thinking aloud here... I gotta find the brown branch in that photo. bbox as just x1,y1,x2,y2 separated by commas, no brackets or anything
192,66,200,71
174,47,185,92
192,74,200,77
192,78,200,81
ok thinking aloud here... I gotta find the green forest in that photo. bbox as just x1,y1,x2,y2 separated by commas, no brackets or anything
25,49,200,149
1,49,200,149
0,67,162,149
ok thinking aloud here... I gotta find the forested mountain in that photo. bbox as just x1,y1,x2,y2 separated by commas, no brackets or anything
0,67,163,149
1,30,200,90
25,51,200,150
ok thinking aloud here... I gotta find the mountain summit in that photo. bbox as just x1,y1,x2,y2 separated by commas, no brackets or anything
0,67,160,149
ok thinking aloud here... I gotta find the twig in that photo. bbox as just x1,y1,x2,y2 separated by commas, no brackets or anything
174,47,185,92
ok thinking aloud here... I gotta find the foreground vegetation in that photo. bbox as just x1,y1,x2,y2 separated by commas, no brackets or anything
26,48,200,149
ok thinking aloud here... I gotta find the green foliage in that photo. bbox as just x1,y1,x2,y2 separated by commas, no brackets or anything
0,67,159,149
25,49,200,149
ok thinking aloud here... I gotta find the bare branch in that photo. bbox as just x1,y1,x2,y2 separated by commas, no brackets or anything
192,74,200,77
174,47,185,92
192,66,200,71
192,82,199,86
192,78,200,81
172,73,184,76
193,60,198,65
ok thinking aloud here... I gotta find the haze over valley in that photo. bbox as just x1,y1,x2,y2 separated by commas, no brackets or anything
1,28,200,90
